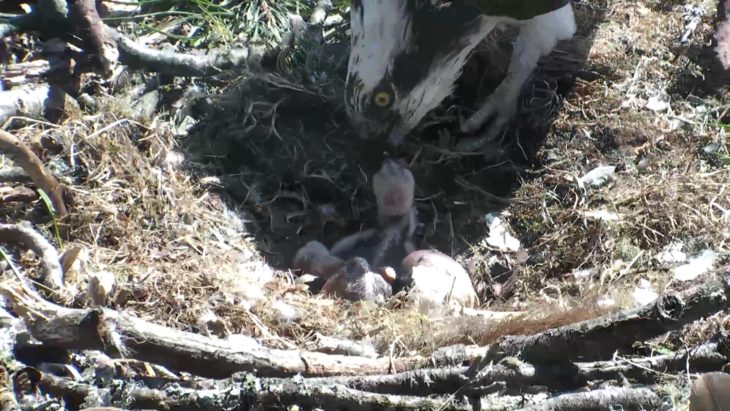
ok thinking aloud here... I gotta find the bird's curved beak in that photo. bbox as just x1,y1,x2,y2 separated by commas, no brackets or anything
388,128,406,146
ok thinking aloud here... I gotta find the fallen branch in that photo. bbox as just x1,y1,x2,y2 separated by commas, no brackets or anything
0,59,54,88
2,0,274,77
33,366,666,411
0,84,71,126
0,222,64,290
0,282,436,378
487,270,730,364
515,386,661,411
296,341,728,396
2,0,333,79
0,129,67,217
67,0,118,75
106,27,267,77
36,369,479,411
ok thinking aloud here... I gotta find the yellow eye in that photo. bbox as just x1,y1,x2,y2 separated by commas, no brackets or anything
373,91,392,108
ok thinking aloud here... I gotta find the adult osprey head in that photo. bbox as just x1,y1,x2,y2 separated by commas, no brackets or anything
345,0,576,147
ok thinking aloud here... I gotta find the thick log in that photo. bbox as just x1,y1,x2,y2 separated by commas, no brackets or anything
0,84,71,125
488,270,730,363
106,28,265,77
0,282,436,378
515,387,661,411
297,341,729,396
36,370,478,411
3,272,730,380
35,368,666,411
1,0,277,77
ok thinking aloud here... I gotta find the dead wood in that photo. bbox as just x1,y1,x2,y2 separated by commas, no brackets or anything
0,129,67,217
36,369,476,411
0,282,436,378
105,27,266,77
2,0,327,79
3,0,269,77
33,366,668,411
717,0,730,69
0,60,53,88
515,386,661,411
486,270,730,364
307,332,378,358
0,84,72,126
67,0,118,75
0,222,64,290
297,341,729,396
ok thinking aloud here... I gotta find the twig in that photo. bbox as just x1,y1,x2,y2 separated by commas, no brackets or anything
0,129,67,217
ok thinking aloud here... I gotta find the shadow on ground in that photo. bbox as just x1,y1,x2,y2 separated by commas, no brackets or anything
180,2,612,277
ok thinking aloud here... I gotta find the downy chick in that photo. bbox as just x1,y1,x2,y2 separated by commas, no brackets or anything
320,257,393,303
292,240,344,278
330,158,418,272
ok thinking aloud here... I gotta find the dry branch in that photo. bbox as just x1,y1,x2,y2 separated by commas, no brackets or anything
0,222,64,290
33,366,667,411
3,0,273,77
67,0,118,75
0,167,32,183
2,0,329,78
515,386,661,411
0,84,70,126
297,341,729,396
0,129,67,217
487,270,730,364
3,273,730,380
35,369,477,411
0,60,54,88
0,282,437,378
106,28,266,77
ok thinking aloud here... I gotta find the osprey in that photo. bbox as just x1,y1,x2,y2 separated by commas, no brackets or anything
345,0,576,148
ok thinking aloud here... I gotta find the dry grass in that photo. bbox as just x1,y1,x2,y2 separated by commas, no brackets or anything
0,0,728,373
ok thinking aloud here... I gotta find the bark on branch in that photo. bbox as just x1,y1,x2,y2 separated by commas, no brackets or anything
515,386,661,411
0,84,72,127
0,282,436,378
35,368,477,411
297,341,729,396
2,0,299,77
33,367,665,411
2,272,730,380
485,270,730,364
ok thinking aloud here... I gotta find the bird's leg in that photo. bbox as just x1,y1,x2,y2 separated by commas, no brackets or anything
457,5,576,151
